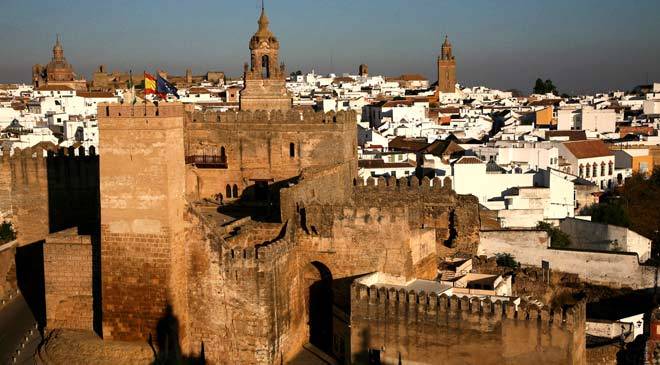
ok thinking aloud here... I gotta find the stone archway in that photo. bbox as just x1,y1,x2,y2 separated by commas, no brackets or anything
302,261,334,355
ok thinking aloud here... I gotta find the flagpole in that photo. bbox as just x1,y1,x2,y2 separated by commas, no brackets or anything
129,70,134,116
144,70,147,116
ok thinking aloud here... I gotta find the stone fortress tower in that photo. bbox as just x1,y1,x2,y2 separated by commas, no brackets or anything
437,35,456,93
16,6,586,365
240,5,292,111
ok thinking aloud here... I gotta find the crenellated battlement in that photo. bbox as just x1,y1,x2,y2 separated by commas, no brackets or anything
308,204,408,225
351,282,586,330
222,233,297,266
354,175,453,192
188,109,356,125
0,145,96,160
97,102,184,118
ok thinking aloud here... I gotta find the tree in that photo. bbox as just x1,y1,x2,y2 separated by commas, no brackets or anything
533,78,558,95
537,222,572,248
0,221,16,244
495,253,519,268
589,202,631,227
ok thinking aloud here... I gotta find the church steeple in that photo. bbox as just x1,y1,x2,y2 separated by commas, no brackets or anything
240,2,292,111
53,34,65,61
441,35,453,61
437,35,457,93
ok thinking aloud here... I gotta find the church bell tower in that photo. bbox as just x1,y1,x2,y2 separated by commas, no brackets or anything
240,3,292,111
437,35,456,93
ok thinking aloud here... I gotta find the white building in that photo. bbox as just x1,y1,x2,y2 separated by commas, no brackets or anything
557,140,615,190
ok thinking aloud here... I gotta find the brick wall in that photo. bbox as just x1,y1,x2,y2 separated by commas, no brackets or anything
44,229,93,331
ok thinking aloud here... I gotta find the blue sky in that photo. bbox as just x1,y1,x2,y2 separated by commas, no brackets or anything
1,0,659,93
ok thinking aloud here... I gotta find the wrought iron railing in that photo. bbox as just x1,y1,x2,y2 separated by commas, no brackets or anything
185,155,228,168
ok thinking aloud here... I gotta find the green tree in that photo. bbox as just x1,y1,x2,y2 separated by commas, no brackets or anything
495,253,519,268
590,202,631,227
537,221,572,248
533,78,558,95
0,221,16,244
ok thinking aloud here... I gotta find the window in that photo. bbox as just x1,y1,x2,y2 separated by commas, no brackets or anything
289,143,295,158
600,163,605,177
232,184,239,198
262,55,270,79
220,146,227,163
592,163,598,177
579,164,584,177
609,162,613,175
585,164,590,178
226,184,232,198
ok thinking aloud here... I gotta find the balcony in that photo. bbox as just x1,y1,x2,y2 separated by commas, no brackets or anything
185,155,228,169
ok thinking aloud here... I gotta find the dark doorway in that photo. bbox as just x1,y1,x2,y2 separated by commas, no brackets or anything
305,261,333,355
368,349,382,364
254,181,269,201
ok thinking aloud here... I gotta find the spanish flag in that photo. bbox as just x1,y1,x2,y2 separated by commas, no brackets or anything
144,72,157,95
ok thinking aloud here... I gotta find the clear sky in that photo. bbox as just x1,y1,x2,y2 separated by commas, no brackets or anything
1,0,659,94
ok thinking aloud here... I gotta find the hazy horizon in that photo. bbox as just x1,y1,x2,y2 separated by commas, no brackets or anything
1,0,659,94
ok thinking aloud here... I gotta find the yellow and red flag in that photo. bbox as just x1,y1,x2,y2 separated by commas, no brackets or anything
144,72,157,95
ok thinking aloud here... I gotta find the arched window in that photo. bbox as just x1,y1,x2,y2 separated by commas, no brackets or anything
608,161,613,175
262,55,270,79
232,184,239,198
105,106,110,116
600,162,605,177
585,164,590,178
579,164,584,177
289,142,295,158
220,146,227,163
226,184,232,198
592,163,598,177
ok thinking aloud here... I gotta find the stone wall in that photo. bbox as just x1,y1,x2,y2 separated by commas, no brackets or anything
185,109,357,200
478,229,658,289
98,102,188,342
560,218,652,262
350,284,586,365
279,162,355,223
183,206,305,364
44,228,93,331
0,240,17,301
0,145,100,245
0,148,49,246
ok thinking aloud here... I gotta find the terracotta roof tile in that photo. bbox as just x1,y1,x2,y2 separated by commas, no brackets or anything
454,156,484,165
37,85,74,91
358,159,415,169
545,130,587,141
562,140,613,159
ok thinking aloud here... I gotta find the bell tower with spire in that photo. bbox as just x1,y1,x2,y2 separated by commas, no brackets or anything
240,2,292,111
437,35,457,93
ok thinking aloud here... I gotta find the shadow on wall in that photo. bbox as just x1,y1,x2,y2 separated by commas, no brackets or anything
216,176,299,223
46,149,100,235
149,305,205,365
15,241,46,331
46,149,103,335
